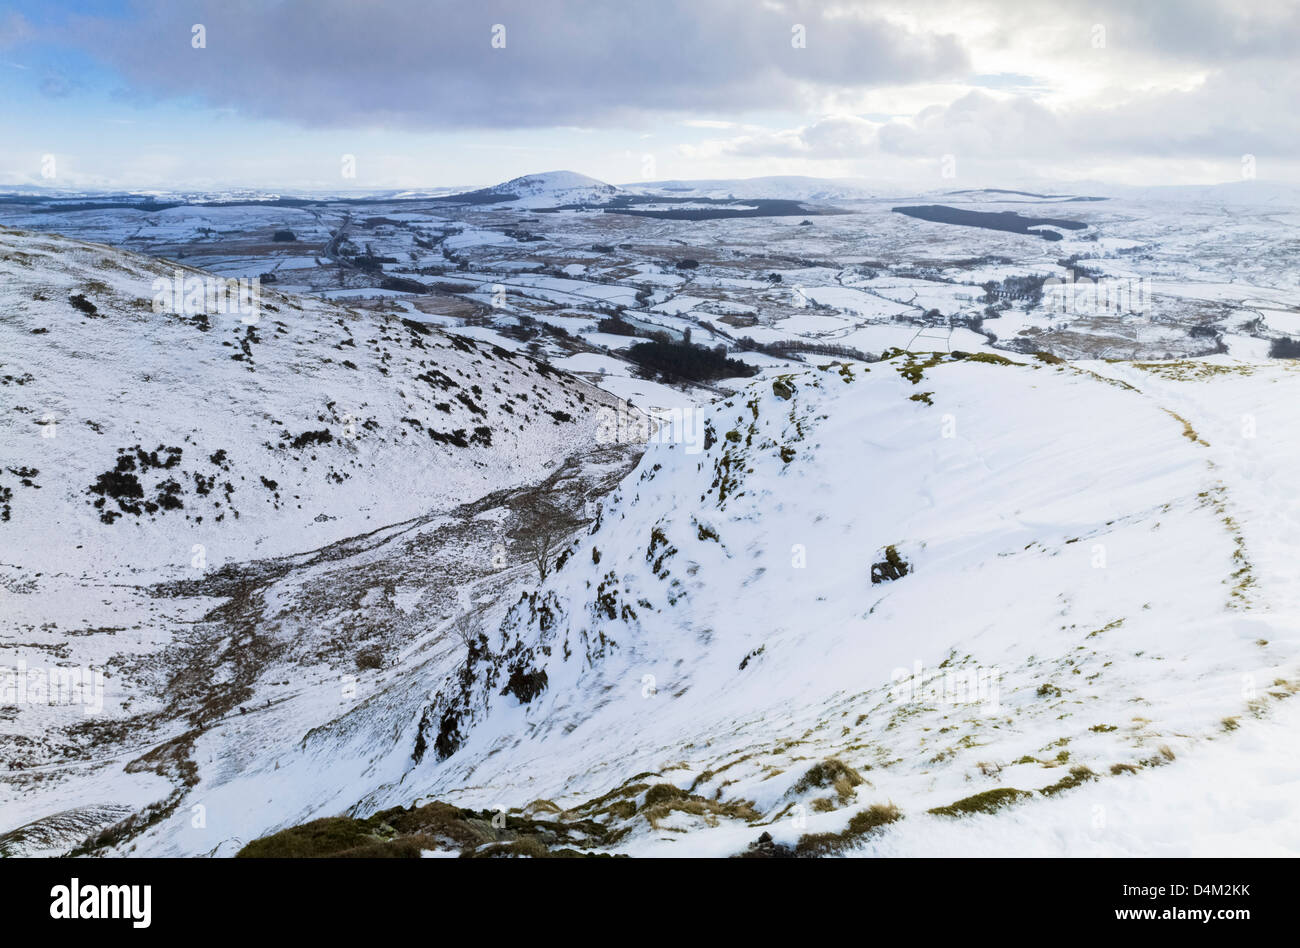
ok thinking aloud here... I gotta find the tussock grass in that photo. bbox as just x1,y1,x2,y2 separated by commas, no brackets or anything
928,788,1032,818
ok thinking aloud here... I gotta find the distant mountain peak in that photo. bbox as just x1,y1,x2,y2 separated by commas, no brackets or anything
476,170,624,207
492,170,612,190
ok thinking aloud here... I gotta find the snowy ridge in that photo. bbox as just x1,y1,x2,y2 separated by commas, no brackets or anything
386,351,1300,856
626,175,878,202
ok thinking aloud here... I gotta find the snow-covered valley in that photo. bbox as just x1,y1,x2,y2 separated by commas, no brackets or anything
2,176,1299,859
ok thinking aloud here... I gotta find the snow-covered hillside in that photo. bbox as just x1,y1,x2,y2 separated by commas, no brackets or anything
627,175,877,202
0,226,620,577
0,226,648,857
1100,179,1300,209
363,349,1299,856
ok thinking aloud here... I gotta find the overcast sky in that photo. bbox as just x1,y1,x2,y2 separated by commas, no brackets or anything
2,0,1296,191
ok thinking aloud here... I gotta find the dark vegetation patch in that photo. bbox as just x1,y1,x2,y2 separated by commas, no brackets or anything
893,205,1087,241
735,803,902,858
68,294,99,316
982,273,1048,305
355,648,384,671
1269,337,1300,358
735,336,872,363
289,429,333,450
625,339,759,384
237,799,614,858
380,276,429,294
455,392,486,416
0,466,39,521
501,667,548,704
416,369,459,392
229,324,260,366
400,317,433,336
87,445,186,523
870,545,910,584
596,316,639,336
429,428,469,447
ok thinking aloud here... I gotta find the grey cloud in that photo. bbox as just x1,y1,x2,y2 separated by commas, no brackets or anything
1082,0,1300,63
715,68,1300,167
883,0,1300,65
723,114,881,158
61,0,970,130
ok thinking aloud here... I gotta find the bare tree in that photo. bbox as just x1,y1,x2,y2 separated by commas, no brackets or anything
525,528,561,581
512,496,583,582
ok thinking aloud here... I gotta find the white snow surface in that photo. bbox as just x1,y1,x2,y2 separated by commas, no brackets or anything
346,352,1300,857
3,221,1299,858
0,225,621,579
